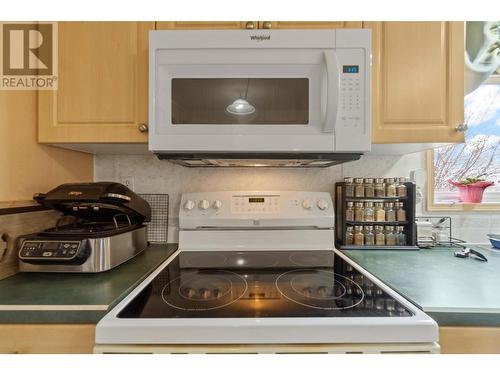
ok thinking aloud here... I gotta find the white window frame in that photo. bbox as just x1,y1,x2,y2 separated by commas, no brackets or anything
427,74,500,211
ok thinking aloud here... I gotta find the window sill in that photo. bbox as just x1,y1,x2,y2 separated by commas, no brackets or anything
427,202,500,212
429,192,500,211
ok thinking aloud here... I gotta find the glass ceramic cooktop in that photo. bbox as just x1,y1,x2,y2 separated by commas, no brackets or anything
118,250,413,319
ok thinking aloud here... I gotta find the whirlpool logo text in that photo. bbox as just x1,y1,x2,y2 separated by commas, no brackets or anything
250,35,271,42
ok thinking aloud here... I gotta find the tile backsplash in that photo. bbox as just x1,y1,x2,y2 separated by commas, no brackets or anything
94,152,500,243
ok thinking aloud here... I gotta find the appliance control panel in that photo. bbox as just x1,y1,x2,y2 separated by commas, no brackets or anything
19,240,81,260
180,191,334,229
231,195,281,214
337,49,365,132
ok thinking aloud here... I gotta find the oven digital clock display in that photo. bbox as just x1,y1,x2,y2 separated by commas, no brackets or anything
343,65,359,74
248,197,265,203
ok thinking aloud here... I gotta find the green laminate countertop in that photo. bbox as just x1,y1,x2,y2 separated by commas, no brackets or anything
0,244,177,324
343,246,500,327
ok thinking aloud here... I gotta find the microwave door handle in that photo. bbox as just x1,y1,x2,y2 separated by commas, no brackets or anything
322,50,340,133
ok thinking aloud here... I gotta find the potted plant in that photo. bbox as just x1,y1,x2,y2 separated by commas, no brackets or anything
448,177,495,203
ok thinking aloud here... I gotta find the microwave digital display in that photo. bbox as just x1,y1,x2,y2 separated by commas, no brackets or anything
342,65,359,74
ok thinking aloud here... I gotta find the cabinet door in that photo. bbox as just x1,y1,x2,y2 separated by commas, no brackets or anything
366,22,464,144
156,21,254,30
38,22,153,143
262,21,362,29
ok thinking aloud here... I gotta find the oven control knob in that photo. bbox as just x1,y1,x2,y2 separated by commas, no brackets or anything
302,199,312,209
199,199,210,210
317,199,329,210
183,200,195,211
213,200,223,210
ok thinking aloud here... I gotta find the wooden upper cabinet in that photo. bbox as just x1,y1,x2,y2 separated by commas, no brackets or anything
156,21,362,30
263,21,362,29
156,21,255,30
366,22,465,144
38,22,153,143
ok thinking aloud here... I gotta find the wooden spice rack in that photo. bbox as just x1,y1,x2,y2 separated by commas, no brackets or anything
335,182,418,251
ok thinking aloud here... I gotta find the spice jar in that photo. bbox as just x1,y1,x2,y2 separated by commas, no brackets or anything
374,202,385,222
354,178,365,197
345,226,354,245
385,178,397,197
345,201,354,221
396,177,408,197
374,225,385,246
354,226,364,246
344,177,354,197
374,178,385,197
395,202,406,222
396,226,406,246
385,226,397,246
384,202,396,222
364,178,375,198
363,201,374,221
354,202,365,222
364,225,375,246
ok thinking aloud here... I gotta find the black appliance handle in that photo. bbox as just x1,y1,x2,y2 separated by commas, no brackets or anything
33,193,46,204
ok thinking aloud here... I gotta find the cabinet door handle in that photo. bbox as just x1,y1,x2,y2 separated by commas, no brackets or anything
261,21,272,29
455,123,468,132
245,21,256,29
138,123,149,133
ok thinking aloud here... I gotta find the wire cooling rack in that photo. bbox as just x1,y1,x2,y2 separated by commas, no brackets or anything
138,194,169,244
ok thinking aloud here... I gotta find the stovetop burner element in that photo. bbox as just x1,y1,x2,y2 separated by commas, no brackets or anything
277,269,364,310
161,270,248,311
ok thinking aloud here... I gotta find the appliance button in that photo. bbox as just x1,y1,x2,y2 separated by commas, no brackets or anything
42,252,53,257
63,243,70,249
317,199,329,210
199,199,210,210
302,199,312,210
71,244,78,249
213,200,223,210
183,200,195,211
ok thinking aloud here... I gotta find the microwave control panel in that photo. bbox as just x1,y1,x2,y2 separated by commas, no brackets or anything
337,49,366,133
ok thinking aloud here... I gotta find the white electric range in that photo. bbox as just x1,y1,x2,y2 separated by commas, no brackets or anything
95,191,439,354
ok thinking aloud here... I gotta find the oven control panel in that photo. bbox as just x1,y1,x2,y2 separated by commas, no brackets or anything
19,240,82,260
179,191,334,229
231,195,280,214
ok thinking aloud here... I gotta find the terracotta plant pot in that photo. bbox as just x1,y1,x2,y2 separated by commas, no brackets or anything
448,180,495,203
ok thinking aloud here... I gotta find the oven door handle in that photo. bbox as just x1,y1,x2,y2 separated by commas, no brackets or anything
322,50,340,134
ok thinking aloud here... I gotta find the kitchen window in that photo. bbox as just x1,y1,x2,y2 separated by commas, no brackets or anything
428,74,500,211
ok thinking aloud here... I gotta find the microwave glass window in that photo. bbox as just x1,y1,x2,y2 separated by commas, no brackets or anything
171,78,309,125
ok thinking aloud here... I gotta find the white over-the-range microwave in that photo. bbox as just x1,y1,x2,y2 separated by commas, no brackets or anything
149,29,371,167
